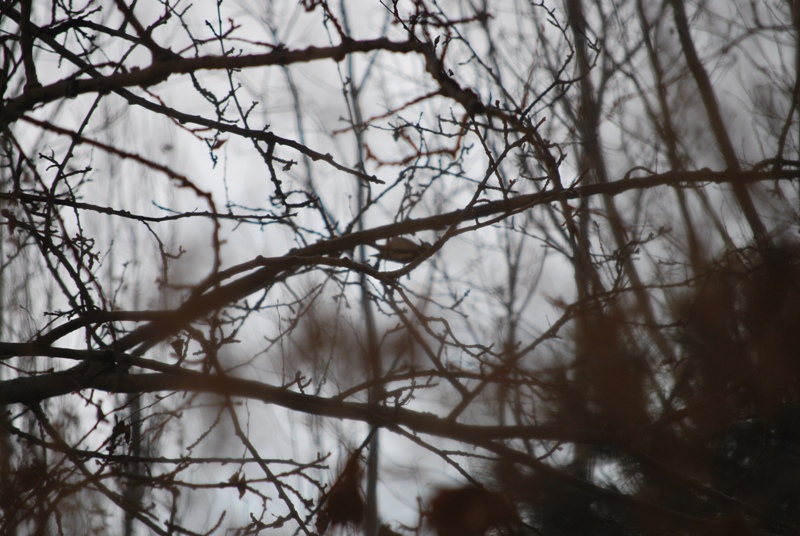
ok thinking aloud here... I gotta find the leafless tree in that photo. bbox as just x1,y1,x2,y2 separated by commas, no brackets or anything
1,0,799,535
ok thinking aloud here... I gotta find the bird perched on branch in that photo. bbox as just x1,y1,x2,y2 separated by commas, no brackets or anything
370,237,431,263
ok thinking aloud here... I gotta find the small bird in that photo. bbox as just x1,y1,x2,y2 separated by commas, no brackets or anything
370,237,431,263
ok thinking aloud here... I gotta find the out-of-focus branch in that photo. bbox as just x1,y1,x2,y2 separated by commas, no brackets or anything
669,0,770,245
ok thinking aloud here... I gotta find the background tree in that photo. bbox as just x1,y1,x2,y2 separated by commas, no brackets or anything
1,0,799,535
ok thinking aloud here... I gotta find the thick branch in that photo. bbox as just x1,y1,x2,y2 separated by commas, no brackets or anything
0,364,614,445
